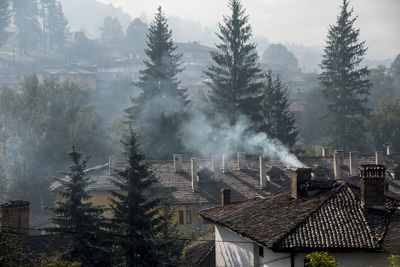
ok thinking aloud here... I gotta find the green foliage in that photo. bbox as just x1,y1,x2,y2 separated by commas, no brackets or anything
261,44,299,72
0,226,22,266
368,65,398,108
205,0,264,126
108,128,159,266
12,0,42,55
49,146,110,266
305,252,338,267
391,54,400,90
366,99,400,152
125,18,147,61
100,16,124,46
259,70,297,147
0,0,12,47
41,252,81,267
389,255,400,267
125,6,186,159
319,0,370,152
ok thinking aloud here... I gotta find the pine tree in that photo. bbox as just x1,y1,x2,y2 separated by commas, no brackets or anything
125,18,147,61
44,0,69,50
108,128,159,266
49,146,110,266
125,7,186,159
259,70,297,147
205,0,264,126
320,0,370,152
12,0,42,55
0,0,12,48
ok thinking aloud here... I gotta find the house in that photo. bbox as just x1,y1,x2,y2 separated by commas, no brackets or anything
51,153,293,234
176,41,215,64
200,165,400,267
41,66,97,90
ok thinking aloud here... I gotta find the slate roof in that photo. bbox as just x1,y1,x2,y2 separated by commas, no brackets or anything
181,232,215,267
199,182,400,253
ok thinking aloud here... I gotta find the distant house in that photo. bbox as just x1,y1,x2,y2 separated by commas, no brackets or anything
42,66,97,90
200,166,400,267
176,41,215,64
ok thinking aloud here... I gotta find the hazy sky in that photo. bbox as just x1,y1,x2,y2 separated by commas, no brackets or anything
97,0,399,60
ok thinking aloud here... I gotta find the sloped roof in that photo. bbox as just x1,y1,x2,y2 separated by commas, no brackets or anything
199,183,400,253
181,232,215,267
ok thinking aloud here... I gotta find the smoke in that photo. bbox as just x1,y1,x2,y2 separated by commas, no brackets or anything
179,89,303,168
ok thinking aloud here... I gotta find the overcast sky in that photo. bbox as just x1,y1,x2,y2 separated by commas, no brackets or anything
97,0,399,60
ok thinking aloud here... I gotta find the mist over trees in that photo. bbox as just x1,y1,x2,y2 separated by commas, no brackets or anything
0,0,12,48
261,43,299,73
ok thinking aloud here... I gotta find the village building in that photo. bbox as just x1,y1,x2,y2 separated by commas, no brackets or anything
41,65,98,90
200,165,400,267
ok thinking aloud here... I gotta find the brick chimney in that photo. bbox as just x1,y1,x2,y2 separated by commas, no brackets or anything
237,152,246,170
221,188,231,205
109,156,117,175
360,164,386,209
291,168,312,198
259,156,266,189
387,145,392,156
173,154,183,173
222,154,228,173
349,151,359,177
333,151,342,179
191,157,198,192
1,200,30,235
322,147,329,157
211,155,221,180
375,151,383,164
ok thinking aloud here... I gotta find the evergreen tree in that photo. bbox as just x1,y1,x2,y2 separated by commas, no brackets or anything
12,0,42,55
108,128,159,266
42,0,68,50
49,146,110,266
205,0,264,125
320,0,370,152
0,0,12,48
100,16,124,46
125,7,186,159
125,18,147,61
259,70,297,147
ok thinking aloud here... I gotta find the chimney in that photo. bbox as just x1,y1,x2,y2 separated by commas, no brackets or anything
376,151,383,164
259,156,266,189
291,168,312,198
237,152,246,170
109,156,117,175
387,145,392,156
1,200,30,235
191,158,198,192
221,188,231,205
335,150,344,164
360,164,386,209
322,147,329,157
173,154,183,173
333,151,342,180
349,151,359,177
211,155,221,180
222,154,228,172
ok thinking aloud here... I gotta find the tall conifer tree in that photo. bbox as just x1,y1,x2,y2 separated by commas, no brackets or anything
320,0,370,152
125,7,186,159
49,146,109,266
0,0,12,48
108,128,159,266
205,0,264,125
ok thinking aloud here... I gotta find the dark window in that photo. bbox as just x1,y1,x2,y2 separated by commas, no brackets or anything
178,210,184,225
186,210,192,224
259,245,264,258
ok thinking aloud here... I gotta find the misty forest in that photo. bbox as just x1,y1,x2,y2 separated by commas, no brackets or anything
1,0,400,266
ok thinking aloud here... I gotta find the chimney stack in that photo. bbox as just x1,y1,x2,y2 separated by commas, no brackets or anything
173,154,183,173
1,200,30,235
109,156,117,175
222,154,228,172
191,158,198,192
259,156,266,189
333,151,342,180
237,152,246,170
211,155,221,180
376,151,383,164
221,188,231,205
386,145,392,156
322,147,329,157
349,151,359,177
291,168,312,198
360,164,386,209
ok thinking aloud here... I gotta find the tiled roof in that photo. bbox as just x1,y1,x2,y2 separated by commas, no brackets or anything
199,182,400,253
181,232,215,267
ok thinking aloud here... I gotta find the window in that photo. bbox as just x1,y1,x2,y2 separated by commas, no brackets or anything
186,210,192,224
178,210,184,225
259,245,264,258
